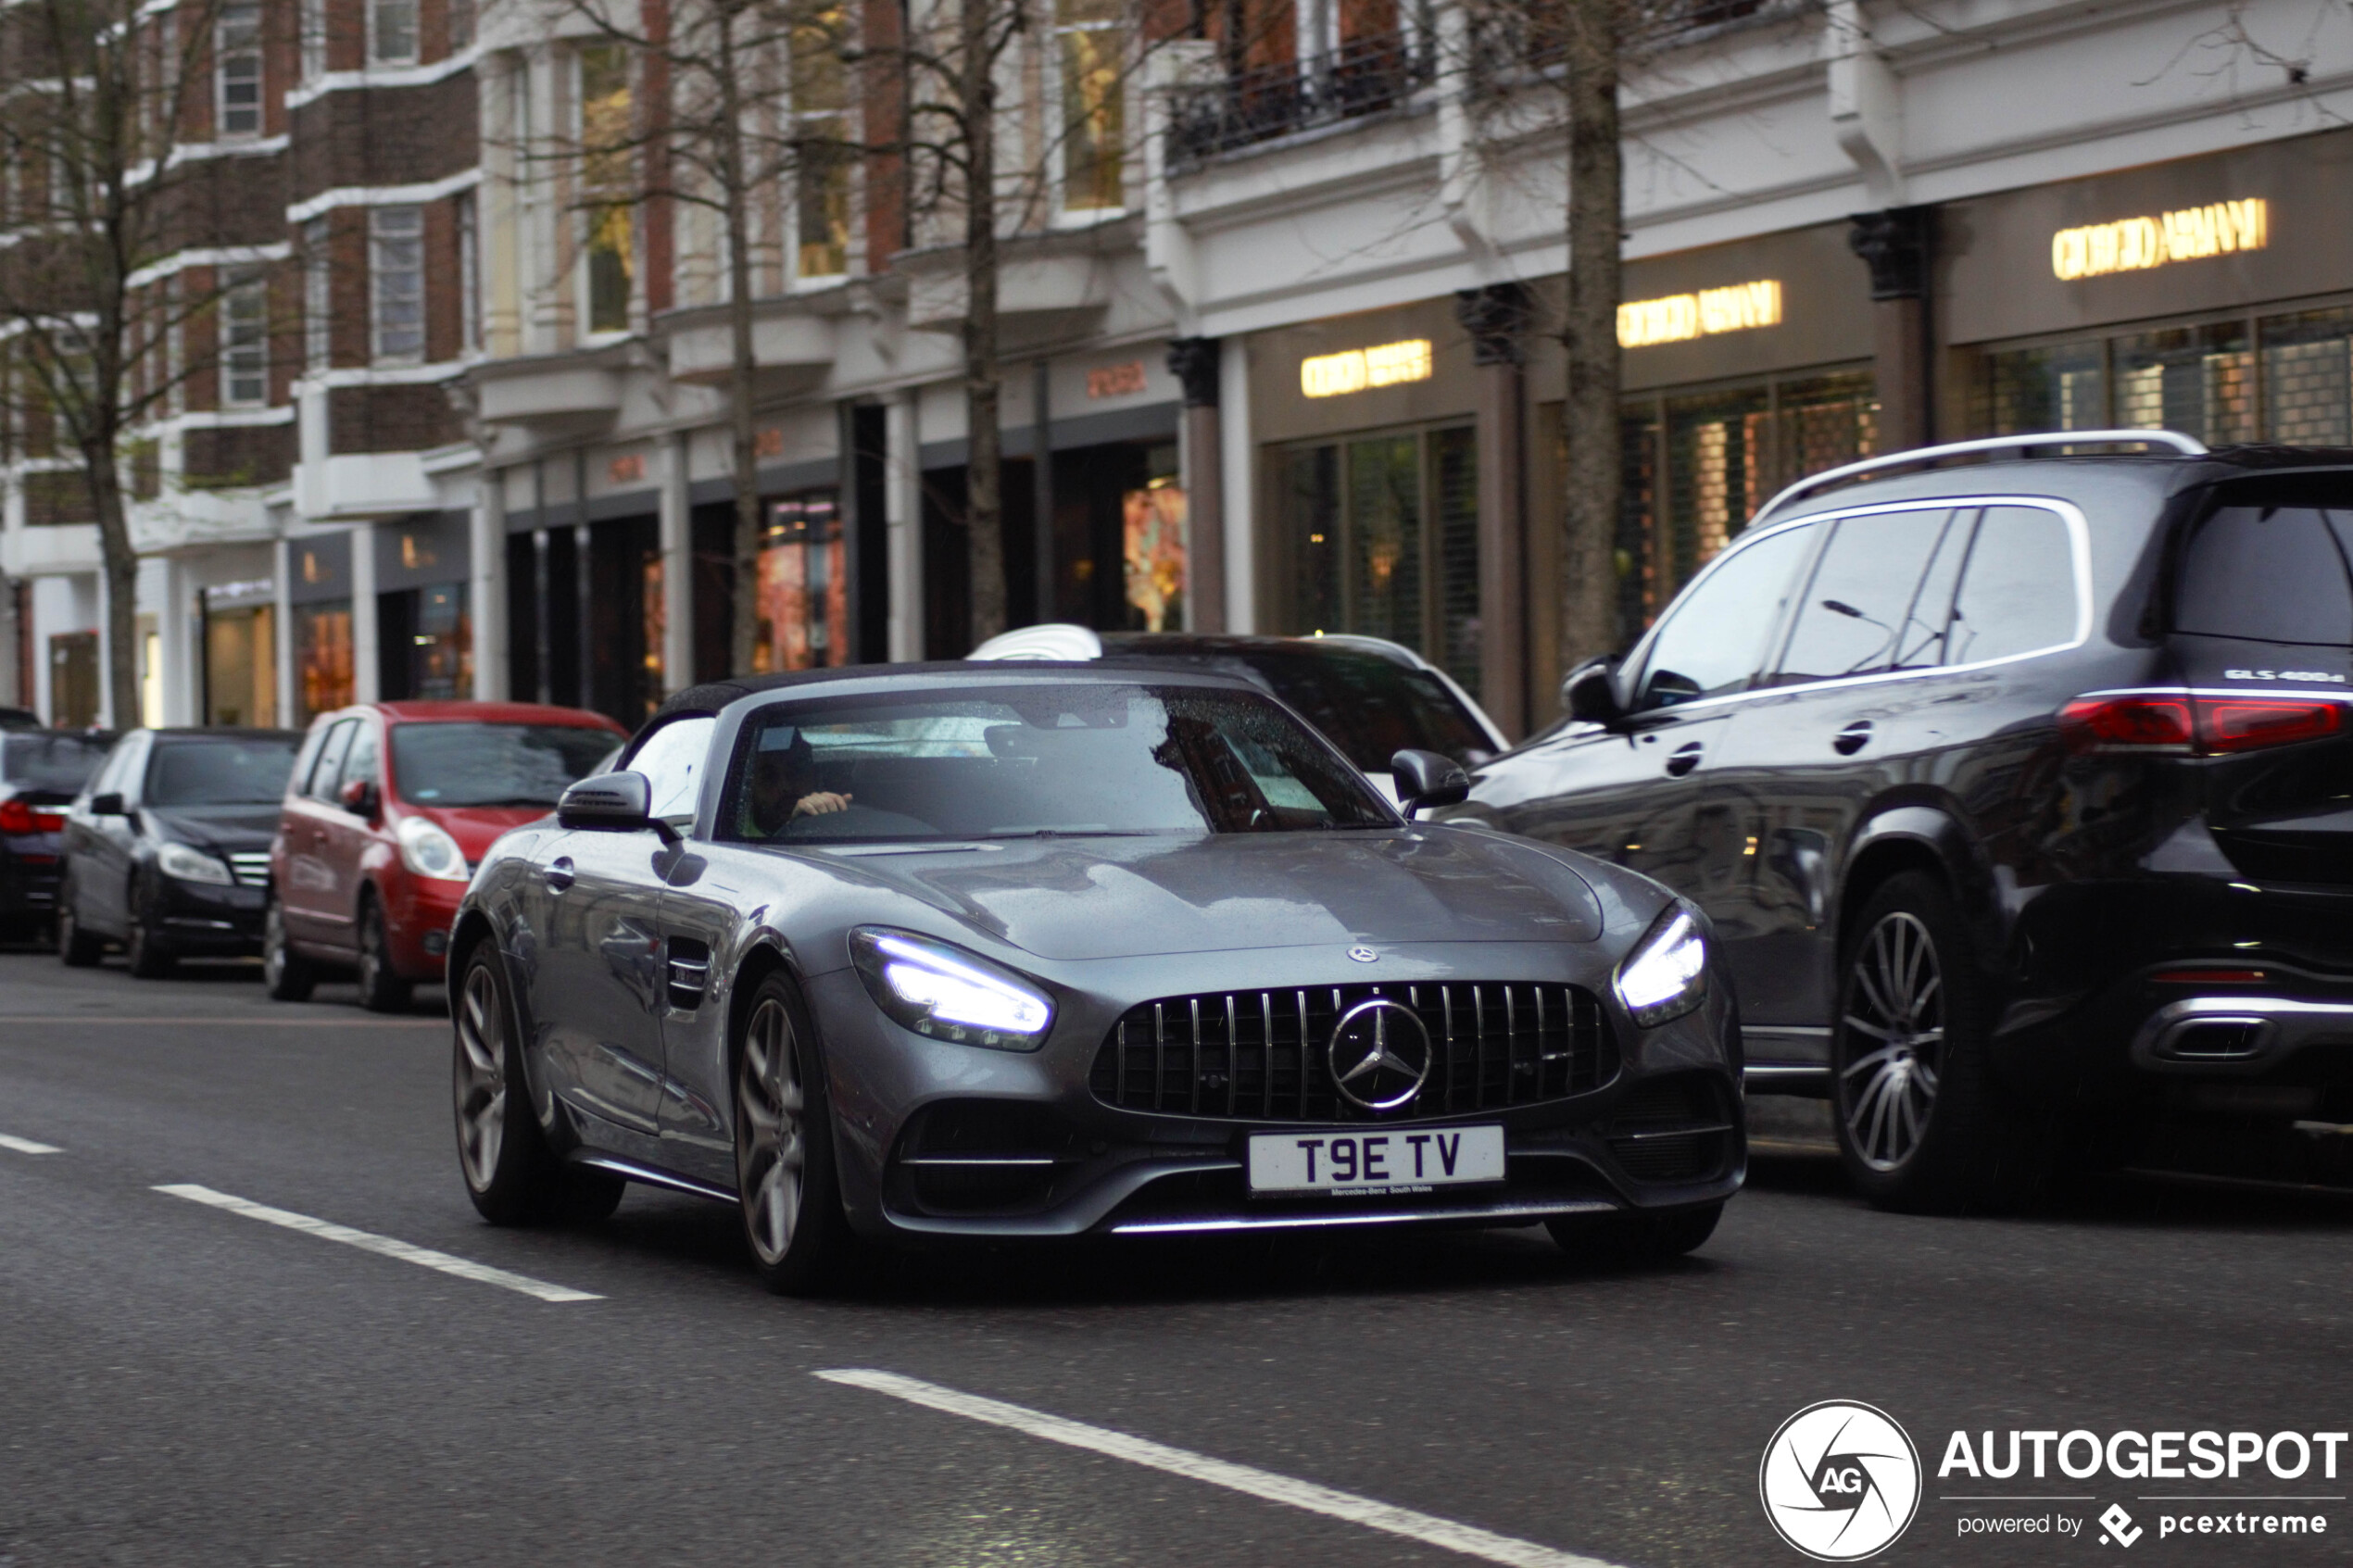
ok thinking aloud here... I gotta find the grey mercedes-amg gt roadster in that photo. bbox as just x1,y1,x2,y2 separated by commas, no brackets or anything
446,661,1743,1293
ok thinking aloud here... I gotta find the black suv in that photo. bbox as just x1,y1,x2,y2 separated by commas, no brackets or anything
1455,431,2353,1210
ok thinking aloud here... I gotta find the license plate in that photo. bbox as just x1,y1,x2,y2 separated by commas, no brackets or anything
1247,1124,1505,1195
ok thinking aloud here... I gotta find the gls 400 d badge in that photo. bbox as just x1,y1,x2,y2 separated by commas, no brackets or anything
1760,1401,1922,1562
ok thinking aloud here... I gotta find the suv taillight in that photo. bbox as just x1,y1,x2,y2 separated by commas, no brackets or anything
2061,693,2343,756
0,797,62,834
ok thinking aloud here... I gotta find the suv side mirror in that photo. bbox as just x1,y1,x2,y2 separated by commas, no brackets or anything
1390,749,1471,820
559,771,678,842
338,778,380,820
1562,657,1626,726
89,792,124,816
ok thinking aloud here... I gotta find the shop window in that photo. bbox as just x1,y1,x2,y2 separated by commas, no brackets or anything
1982,340,2107,434
297,601,354,721
1272,423,1480,696
580,46,635,333
757,492,846,673
380,583,472,701
2261,307,2353,445
1985,309,2353,447
2115,323,2254,443
1057,0,1126,214
204,604,275,727
1122,473,1187,631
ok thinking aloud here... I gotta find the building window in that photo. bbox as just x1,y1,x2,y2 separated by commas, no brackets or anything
296,602,354,721
370,206,424,363
791,11,850,280
1271,424,1480,696
1056,0,1125,213
300,0,325,82
455,192,479,351
216,3,263,138
447,0,475,50
579,45,635,334
370,0,417,65
303,217,331,370
221,268,268,406
1617,370,1878,634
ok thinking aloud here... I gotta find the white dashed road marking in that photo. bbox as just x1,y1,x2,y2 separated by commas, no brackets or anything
155,1184,601,1303
0,1133,61,1154
815,1368,1626,1568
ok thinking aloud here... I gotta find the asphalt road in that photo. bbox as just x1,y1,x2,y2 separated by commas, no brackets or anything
2,949,2348,1568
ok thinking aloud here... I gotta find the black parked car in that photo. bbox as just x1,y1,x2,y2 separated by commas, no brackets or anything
0,730,111,937
1454,430,2353,1210
57,727,303,975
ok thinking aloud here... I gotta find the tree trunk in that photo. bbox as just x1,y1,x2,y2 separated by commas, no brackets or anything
718,28,765,680
1558,0,1623,676
961,0,1006,647
87,440,140,728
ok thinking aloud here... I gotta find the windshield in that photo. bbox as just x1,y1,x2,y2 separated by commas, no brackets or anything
389,722,620,807
718,684,1395,845
145,736,300,806
3,733,108,792
1113,645,1491,771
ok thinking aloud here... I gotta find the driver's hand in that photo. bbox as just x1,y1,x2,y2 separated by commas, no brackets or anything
793,791,853,817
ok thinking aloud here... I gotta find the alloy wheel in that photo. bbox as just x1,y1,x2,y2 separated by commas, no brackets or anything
736,997,807,1267
454,961,508,1191
359,910,384,993
1841,910,1944,1172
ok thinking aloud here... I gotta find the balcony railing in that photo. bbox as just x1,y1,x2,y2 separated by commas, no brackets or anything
1168,32,1433,166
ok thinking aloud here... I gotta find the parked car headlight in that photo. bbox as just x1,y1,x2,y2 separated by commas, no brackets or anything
395,816,470,882
1613,905,1708,1027
849,927,1055,1049
156,840,233,886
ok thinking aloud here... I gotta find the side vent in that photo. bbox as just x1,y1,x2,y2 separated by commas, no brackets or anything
666,938,711,1010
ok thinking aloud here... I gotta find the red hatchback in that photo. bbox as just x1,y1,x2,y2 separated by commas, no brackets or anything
264,701,627,1010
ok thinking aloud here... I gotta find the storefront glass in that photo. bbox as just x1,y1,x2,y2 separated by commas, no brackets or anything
204,604,276,727
755,491,846,673
297,601,354,721
1272,423,1479,695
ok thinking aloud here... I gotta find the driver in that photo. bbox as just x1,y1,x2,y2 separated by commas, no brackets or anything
746,728,852,835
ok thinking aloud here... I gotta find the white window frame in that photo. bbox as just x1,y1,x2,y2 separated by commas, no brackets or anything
369,0,419,66
303,217,332,370
455,192,479,351
216,2,264,139
369,206,425,365
221,268,269,407
299,0,326,83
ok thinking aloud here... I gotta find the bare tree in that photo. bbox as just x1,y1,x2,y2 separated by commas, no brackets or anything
0,0,244,725
1556,0,1622,673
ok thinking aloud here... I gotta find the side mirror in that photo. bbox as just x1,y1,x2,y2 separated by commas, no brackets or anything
558,770,676,841
89,792,123,816
1562,656,1626,726
1390,748,1471,821
338,778,380,820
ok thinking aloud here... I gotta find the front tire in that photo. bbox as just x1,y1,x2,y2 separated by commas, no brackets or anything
56,874,102,967
124,876,174,979
453,942,561,1224
1831,871,2051,1213
355,896,412,1012
261,897,316,1001
734,973,853,1295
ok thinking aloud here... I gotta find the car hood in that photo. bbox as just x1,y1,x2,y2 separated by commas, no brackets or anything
404,804,554,859
813,827,1604,961
145,805,282,851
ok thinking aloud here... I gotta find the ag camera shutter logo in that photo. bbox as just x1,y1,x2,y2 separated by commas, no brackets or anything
1760,1400,1923,1561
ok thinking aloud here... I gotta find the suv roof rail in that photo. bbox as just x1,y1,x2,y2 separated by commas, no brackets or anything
1751,429,2210,525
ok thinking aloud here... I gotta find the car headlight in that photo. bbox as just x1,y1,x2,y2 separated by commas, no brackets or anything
1613,905,1708,1027
156,840,234,885
849,927,1055,1050
395,816,471,882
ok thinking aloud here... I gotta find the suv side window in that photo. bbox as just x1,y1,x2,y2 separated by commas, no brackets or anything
630,715,718,824
1773,509,1953,686
1948,505,2080,665
1635,522,1817,709
306,719,358,799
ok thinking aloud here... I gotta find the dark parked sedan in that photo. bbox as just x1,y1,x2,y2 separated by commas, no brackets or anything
0,730,110,937
447,662,1743,1294
57,727,302,974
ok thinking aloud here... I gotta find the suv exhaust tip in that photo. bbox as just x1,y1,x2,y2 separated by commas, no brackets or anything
2151,1016,2271,1061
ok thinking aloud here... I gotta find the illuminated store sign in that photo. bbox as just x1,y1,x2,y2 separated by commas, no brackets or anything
1300,339,1433,397
2050,198,2268,281
1617,280,1783,348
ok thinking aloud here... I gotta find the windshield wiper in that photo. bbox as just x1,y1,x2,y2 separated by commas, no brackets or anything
977,828,1165,839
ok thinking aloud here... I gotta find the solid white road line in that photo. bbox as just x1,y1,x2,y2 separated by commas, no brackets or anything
815,1369,1626,1568
0,1133,62,1154
154,1184,601,1303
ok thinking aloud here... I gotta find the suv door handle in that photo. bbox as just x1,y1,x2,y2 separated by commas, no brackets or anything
1665,741,1705,777
1833,721,1874,756
545,856,576,892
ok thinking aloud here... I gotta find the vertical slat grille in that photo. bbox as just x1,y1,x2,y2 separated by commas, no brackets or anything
1089,982,1616,1123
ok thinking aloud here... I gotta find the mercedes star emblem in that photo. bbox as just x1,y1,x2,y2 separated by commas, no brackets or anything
1327,997,1433,1112
1347,946,1378,963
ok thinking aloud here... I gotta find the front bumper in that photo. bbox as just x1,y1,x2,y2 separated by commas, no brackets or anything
382,876,467,980
804,949,1745,1245
156,875,266,952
